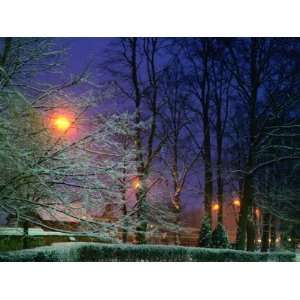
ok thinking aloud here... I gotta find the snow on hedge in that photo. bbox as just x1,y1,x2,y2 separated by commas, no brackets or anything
0,242,296,262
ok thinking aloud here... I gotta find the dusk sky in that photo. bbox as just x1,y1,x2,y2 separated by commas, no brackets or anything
61,38,112,75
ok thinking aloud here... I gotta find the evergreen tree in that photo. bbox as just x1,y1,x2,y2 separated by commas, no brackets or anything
198,215,212,247
211,223,230,249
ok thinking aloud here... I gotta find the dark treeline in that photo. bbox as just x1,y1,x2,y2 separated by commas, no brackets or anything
104,37,300,250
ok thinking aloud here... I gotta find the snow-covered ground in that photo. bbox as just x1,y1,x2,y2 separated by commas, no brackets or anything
0,227,105,238
0,227,71,236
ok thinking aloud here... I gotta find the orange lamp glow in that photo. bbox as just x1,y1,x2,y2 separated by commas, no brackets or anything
212,203,220,211
132,177,141,190
255,208,260,217
233,198,241,207
53,116,72,131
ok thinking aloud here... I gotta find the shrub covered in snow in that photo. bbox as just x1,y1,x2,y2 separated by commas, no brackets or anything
0,242,295,262
198,215,212,247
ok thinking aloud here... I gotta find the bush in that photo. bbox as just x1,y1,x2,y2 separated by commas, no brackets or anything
75,243,188,262
211,224,230,249
0,242,295,262
198,215,212,247
0,248,62,262
0,236,43,252
188,248,269,262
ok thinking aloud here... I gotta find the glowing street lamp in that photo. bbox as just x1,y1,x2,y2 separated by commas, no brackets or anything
212,203,220,212
132,177,141,190
53,115,72,132
233,198,240,207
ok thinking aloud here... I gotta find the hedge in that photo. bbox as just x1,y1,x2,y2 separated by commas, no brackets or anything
0,242,296,262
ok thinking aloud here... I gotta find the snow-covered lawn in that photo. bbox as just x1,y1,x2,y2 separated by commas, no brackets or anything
0,227,73,236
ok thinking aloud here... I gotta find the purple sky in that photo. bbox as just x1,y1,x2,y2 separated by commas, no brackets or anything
61,38,112,75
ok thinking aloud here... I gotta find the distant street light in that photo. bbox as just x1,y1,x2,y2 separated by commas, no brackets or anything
132,177,141,190
255,208,260,218
212,203,220,212
233,198,240,207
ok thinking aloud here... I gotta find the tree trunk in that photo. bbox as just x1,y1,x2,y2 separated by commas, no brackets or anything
270,215,277,251
136,188,147,244
22,220,29,249
200,39,213,223
203,109,213,223
127,38,147,244
174,192,181,245
122,192,128,243
261,211,271,252
236,173,254,250
246,215,256,251
236,38,258,250
216,131,223,224
215,87,225,225
0,37,12,87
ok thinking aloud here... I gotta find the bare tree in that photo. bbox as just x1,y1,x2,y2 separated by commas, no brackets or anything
0,38,66,93
104,37,168,243
210,44,232,224
159,60,201,244
225,37,300,250
181,38,214,222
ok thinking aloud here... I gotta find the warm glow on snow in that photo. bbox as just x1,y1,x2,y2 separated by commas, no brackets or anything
53,115,72,131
